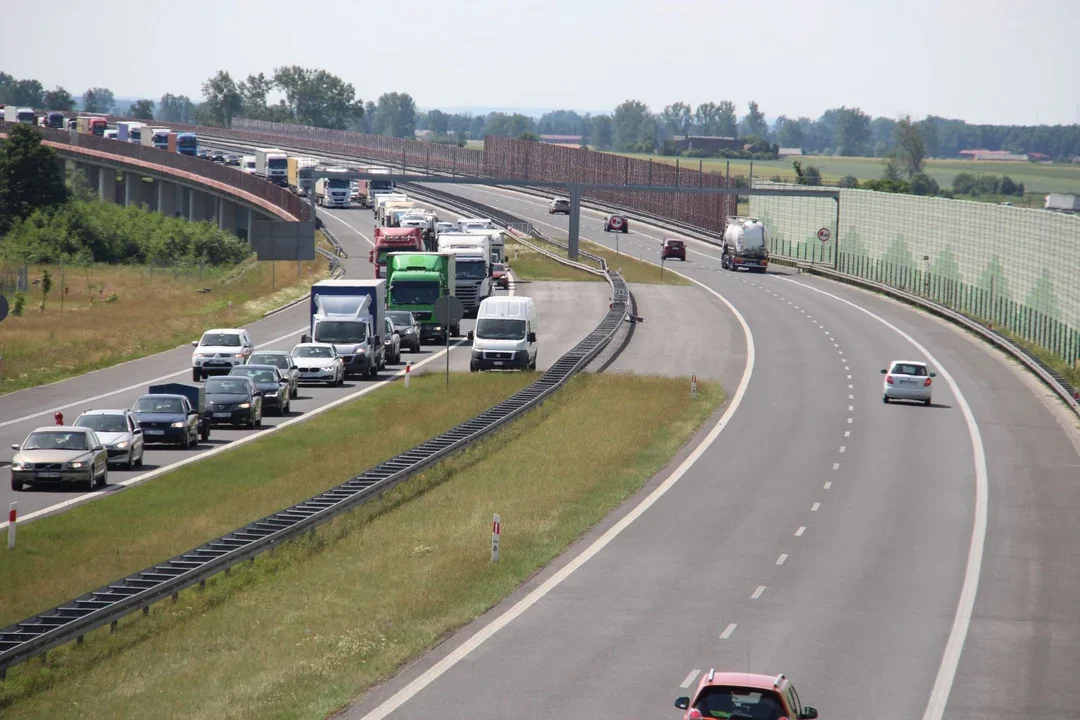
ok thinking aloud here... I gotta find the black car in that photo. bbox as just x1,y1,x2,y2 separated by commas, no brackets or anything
210,150,226,163
225,154,241,166
228,365,291,415
197,148,211,160
387,310,422,353
203,376,263,428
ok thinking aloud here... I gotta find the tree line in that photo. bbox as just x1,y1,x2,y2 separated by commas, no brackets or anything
6,68,1080,161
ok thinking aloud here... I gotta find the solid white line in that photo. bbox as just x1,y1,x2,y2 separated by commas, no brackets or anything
680,669,701,689
824,481,832,490
358,259,757,720
776,554,788,566
751,586,766,600
720,623,738,640
795,526,806,536
0,343,463,529
811,502,821,512
0,326,308,430
777,277,988,720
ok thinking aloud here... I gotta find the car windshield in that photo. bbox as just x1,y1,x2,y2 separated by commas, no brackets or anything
250,354,289,370
391,282,440,306
294,346,334,358
201,333,241,347
387,311,415,325
267,158,287,169
476,318,526,340
694,686,787,720
892,363,928,376
492,263,506,273
24,431,89,451
457,261,488,280
205,378,250,394
314,322,366,344
133,397,184,414
233,368,277,383
74,415,128,433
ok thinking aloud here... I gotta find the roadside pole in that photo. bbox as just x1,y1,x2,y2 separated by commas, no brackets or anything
491,513,501,562
7,503,16,550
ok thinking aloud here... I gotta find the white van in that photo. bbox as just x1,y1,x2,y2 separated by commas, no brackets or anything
457,217,493,231
468,296,538,371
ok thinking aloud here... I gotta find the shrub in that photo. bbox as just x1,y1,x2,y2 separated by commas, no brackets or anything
909,173,940,196
952,172,977,195
12,292,25,316
838,175,860,188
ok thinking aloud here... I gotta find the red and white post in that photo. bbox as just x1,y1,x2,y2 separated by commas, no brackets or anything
405,362,411,388
691,373,698,398
7,502,16,550
491,513,501,563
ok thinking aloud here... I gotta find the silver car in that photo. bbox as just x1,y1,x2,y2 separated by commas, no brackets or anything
10,426,110,491
881,360,936,405
247,351,300,399
74,409,145,470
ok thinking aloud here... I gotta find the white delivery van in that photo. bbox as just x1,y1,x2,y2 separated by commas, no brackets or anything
468,296,538,372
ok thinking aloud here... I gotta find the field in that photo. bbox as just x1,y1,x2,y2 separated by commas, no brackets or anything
609,152,1080,196
0,372,723,718
0,234,334,394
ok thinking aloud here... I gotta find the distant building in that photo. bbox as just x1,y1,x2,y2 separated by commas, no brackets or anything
671,135,741,153
539,134,583,145
959,148,1028,162
414,129,434,140
1028,152,1052,162
778,147,803,157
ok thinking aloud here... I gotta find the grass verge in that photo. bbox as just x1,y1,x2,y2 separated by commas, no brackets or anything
516,235,690,286
504,239,601,282
0,371,533,628
0,373,724,719
0,233,334,395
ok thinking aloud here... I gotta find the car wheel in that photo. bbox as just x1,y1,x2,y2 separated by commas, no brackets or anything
368,364,378,379
98,466,108,488
883,395,890,404
470,362,478,372
256,409,263,427
136,448,145,467
326,378,336,387
529,355,537,370
924,398,932,406
126,450,136,471
11,477,23,491
192,368,201,382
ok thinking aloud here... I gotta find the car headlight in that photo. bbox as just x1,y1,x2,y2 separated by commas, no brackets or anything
404,327,415,334
266,390,278,397
112,440,129,449
356,348,365,354
67,461,87,469
170,421,187,428
238,402,251,409
11,461,31,471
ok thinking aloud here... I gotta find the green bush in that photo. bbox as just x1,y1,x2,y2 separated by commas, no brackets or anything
12,292,25,316
838,175,860,188
1,200,252,266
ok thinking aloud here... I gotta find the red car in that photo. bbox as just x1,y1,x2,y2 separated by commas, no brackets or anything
492,262,510,289
661,238,686,261
675,670,819,720
604,214,629,233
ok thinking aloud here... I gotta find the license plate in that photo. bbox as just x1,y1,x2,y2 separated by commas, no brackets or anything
145,429,165,435
494,361,504,366
37,472,61,479
213,412,232,418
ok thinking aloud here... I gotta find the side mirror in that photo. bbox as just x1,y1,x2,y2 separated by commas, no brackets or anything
93,445,104,452
801,708,819,719
674,697,690,710
930,372,937,377
301,334,311,344
134,428,143,434
11,444,20,451
880,368,887,374
467,330,474,342
254,391,263,397
191,340,198,347
527,332,537,343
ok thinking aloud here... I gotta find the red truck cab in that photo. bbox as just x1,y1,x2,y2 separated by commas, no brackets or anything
369,227,425,279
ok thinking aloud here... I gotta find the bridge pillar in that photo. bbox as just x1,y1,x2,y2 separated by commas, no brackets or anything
124,172,142,207
98,167,117,203
188,189,203,222
218,198,238,235
158,180,178,218
567,184,582,260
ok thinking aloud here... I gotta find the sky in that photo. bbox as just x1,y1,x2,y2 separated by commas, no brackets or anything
1,0,1077,126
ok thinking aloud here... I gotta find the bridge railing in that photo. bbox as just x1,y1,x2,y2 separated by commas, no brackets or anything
0,121,309,221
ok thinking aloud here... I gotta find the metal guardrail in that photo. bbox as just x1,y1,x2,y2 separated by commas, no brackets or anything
0,205,628,681
0,122,310,222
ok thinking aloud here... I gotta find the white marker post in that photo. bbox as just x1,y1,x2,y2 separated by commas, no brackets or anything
691,373,698,398
491,513,501,563
7,502,16,550
405,362,411,389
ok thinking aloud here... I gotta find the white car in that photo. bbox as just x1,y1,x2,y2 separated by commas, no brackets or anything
73,409,145,470
435,221,457,236
191,328,254,381
291,343,345,387
881,360,936,405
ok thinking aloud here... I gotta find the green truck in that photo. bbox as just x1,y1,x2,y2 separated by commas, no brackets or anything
385,252,457,343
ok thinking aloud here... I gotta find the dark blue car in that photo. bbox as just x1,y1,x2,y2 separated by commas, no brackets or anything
131,393,201,448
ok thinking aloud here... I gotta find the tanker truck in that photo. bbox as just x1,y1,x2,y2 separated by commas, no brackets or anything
721,216,770,273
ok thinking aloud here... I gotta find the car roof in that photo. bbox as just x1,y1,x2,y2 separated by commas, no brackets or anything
698,671,789,692
294,342,335,349
251,350,289,355
30,425,92,434
890,359,927,366
77,409,130,416
232,364,276,372
203,328,244,334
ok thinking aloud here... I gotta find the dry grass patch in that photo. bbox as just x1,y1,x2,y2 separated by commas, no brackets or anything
0,373,723,719
0,234,334,394
504,239,601,283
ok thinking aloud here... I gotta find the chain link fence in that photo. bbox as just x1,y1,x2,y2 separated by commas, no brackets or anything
752,180,1080,366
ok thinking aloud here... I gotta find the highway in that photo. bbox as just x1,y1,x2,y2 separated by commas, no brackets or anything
0,198,610,524
334,183,1080,719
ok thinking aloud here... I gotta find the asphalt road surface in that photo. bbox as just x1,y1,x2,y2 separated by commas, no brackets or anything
338,183,1080,719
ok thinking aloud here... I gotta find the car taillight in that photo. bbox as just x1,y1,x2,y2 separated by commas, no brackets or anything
886,375,894,384
687,711,704,720
924,377,932,387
